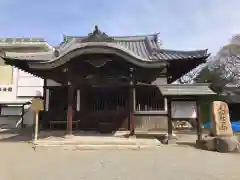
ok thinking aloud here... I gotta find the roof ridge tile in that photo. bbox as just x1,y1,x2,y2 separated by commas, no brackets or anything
0,37,46,43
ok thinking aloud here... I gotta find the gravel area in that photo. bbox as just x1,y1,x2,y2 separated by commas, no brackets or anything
0,142,239,180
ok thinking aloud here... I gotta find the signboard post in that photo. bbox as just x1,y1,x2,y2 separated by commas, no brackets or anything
31,98,44,141
34,110,39,141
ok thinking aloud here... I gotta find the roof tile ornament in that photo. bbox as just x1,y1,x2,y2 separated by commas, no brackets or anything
63,35,72,43
81,25,114,42
54,49,60,57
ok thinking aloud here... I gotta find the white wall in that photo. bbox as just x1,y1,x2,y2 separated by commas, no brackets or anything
0,68,43,128
0,69,65,128
0,44,53,128
0,67,44,101
17,70,43,97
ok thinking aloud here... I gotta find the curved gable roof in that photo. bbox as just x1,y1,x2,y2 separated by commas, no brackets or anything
1,26,209,70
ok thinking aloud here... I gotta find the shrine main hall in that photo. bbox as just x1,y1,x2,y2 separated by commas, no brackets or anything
1,26,215,139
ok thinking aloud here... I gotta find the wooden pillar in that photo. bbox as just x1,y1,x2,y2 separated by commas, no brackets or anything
45,89,49,112
43,79,47,111
42,78,47,128
67,82,74,135
129,68,135,136
166,65,173,137
167,97,173,136
129,85,134,135
21,104,25,128
76,89,80,111
196,98,202,141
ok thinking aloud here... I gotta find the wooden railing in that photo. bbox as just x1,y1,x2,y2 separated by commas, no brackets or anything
135,86,166,112
90,88,128,113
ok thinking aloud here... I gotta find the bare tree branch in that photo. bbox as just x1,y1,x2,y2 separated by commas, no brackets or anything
177,64,206,84
177,34,240,86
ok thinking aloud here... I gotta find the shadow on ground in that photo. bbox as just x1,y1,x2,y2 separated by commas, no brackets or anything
176,141,199,148
0,128,202,146
0,128,33,142
0,128,66,142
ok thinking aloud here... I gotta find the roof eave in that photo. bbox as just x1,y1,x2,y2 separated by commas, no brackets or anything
0,42,54,51
158,83,216,96
2,44,168,69
152,48,210,60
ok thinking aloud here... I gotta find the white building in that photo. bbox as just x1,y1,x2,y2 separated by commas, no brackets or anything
0,38,53,128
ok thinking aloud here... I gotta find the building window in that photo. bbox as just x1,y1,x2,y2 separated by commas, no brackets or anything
0,64,13,85
134,86,167,114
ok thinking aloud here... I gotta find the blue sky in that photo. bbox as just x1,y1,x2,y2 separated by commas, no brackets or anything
1,0,239,54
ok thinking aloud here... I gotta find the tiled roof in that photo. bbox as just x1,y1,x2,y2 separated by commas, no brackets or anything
0,37,54,50
0,37,45,43
60,33,209,61
1,26,209,69
158,83,216,96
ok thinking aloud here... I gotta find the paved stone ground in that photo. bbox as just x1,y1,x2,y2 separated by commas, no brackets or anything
0,142,239,180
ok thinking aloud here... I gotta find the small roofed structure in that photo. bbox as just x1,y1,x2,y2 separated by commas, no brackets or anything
158,83,216,141
0,26,213,142
158,83,215,96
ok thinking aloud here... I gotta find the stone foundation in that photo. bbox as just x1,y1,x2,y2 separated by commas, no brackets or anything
197,135,240,153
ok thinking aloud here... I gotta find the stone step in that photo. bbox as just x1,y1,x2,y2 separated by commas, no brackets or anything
34,144,161,151
34,138,161,146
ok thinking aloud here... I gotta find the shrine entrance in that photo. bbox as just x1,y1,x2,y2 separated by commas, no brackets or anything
78,86,129,133
46,85,130,133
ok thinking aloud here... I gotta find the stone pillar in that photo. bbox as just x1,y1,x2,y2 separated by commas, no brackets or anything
211,101,233,136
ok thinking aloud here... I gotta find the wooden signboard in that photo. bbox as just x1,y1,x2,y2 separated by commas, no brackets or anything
31,98,43,141
31,98,44,111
